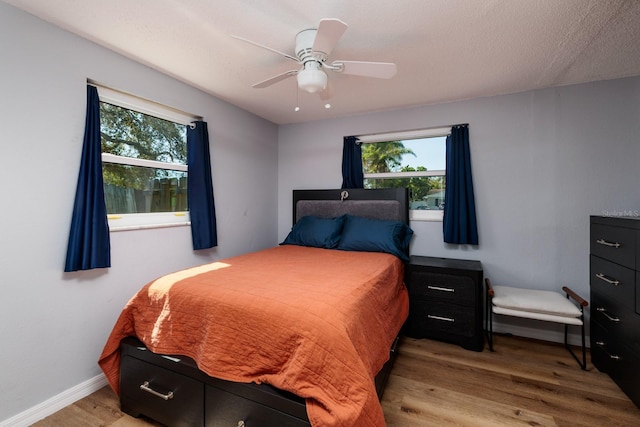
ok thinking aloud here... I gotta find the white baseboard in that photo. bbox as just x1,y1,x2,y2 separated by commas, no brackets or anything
0,374,108,427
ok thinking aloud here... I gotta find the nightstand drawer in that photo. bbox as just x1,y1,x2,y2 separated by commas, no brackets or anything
408,271,476,305
408,300,475,337
121,355,204,427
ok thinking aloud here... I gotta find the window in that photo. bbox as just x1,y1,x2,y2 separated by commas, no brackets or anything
96,85,199,230
360,127,449,221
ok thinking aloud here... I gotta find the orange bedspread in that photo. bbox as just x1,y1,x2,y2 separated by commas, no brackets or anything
98,245,408,427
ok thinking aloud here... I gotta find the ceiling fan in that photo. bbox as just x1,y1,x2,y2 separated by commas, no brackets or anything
232,19,397,98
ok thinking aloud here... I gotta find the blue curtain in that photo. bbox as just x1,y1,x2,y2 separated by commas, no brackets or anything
187,121,218,250
64,85,111,272
341,136,364,189
443,124,478,245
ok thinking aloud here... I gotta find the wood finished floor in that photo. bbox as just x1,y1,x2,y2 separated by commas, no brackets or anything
33,334,640,426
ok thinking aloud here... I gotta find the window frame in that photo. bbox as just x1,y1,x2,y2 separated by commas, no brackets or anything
359,126,450,222
94,83,199,231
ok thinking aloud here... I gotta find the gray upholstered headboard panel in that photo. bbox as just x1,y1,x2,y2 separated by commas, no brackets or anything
292,188,409,225
296,200,403,222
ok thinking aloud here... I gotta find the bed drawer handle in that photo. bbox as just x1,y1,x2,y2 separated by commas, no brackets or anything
596,238,621,248
140,381,174,400
427,314,455,322
595,341,621,360
427,285,455,293
597,307,620,323
595,273,619,286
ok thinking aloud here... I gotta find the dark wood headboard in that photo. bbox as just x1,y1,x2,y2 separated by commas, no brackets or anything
292,188,410,225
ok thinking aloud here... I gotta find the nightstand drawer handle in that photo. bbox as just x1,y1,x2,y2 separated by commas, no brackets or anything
427,314,455,322
595,341,621,360
595,273,619,286
140,381,174,400
427,285,455,293
597,307,620,323
596,238,621,248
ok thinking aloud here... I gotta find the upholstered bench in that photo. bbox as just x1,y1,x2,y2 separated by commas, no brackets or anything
485,278,588,369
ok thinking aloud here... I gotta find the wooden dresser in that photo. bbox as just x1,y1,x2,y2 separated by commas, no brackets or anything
404,255,484,351
590,216,640,408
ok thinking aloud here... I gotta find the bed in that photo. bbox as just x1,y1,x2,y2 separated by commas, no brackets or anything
98,188,411,427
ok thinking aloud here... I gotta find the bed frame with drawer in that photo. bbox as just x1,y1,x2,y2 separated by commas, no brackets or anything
118,188,409,427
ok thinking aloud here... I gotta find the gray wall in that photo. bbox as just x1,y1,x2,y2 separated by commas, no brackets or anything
278,76,640,340
0,3,278,422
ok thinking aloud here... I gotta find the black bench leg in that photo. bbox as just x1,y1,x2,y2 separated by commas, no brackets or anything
564,319,587,370
486,291,494,352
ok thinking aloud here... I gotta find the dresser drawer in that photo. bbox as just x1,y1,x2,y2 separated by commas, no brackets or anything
591,296,640,353
591,321,630,373
121,355,204,427
408,300,475,337
637,274,640,315
591,322,640,406
205,384,310,427
408,271,476,305
590,255,635,312
591,223,636,269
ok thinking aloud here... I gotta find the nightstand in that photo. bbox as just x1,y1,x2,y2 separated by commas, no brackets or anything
404,255,484,351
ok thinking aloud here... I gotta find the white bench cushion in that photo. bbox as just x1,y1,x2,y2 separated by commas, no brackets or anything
492,305,583,325
492,286,583,321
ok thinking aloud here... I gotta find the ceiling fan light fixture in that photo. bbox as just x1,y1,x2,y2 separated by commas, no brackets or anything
297,62,327,93
236,18,397,105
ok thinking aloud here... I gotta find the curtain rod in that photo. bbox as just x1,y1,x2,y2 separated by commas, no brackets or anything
86,79,201,126
355,126,446,143
354,123,469,143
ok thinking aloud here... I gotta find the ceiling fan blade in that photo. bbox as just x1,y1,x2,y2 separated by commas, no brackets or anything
252,70,299,88
231,35,299,63
312,18,348,57
331,60,397,79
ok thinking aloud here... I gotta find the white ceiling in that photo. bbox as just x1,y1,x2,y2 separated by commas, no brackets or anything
6,0,640,125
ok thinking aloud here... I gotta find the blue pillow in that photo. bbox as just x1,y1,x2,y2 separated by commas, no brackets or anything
280,215,346,249
337,215,413,261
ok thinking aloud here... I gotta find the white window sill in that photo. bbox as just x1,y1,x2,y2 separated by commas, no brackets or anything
108,212,190,232
410,210,444,222
109,221,191,232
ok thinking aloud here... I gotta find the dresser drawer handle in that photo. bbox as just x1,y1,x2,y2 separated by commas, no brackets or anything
595,341,621,360
595,273,620,286
427,314,455,322
596,238,621,248
140,381,174,400
597,307,620,323
427,285,455,293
